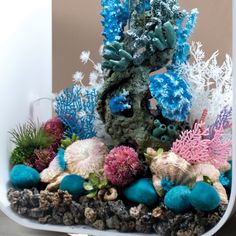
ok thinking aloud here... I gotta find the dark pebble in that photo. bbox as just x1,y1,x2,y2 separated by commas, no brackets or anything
7,188,227,235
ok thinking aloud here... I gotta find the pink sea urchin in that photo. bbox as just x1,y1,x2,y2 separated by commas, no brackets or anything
104,146,143,187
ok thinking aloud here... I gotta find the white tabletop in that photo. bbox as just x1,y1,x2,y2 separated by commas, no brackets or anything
0,211,235,236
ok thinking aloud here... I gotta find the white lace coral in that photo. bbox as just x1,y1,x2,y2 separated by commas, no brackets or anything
176,42,232,126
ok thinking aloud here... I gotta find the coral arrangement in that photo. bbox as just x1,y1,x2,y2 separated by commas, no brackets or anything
7,1,232,236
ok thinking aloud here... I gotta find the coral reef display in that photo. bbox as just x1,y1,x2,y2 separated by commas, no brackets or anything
7,0,232,235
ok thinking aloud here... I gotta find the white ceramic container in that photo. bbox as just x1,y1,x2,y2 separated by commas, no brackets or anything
0,1,235,235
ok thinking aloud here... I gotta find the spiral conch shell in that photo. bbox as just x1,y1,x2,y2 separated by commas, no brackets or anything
148,149,196,197
193,163,228,204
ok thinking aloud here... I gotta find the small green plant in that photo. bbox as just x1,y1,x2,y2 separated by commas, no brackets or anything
144,148,164,164
9,121,53,165
61,133,80,149
83,173,109,198
203,176,213,186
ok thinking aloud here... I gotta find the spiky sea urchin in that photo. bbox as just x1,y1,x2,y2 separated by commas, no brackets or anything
104,146,143,187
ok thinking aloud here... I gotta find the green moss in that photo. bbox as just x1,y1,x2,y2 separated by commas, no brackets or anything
9,121,53,165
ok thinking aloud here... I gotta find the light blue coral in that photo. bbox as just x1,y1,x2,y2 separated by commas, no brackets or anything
54,85,97,139
101,0,129,44
149,8,198,122
109,89,131,114
171,9,199,66
149,71,192,122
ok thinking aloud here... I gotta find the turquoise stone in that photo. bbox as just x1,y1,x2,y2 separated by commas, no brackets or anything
224,160,232,190
164,185,192,213
123,178,158,207
60,174,85,199
10,164,40,189
190,182,220,212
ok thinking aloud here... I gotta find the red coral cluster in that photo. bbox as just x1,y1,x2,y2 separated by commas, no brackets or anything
104,146,143,187
43,117,64,150
27,146,56,172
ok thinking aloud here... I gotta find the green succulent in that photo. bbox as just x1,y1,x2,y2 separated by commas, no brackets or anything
83,173,109,199
9,120,53,165
203,176,213,186
61,133,80,149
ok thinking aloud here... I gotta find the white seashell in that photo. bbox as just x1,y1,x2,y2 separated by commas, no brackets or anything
193,163,220,182
213,181,228,205
150,151,196,197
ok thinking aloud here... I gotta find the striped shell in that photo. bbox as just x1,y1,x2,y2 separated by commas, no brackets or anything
193,163,228,204
150,151,196,197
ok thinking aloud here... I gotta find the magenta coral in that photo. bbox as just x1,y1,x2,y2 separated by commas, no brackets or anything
104,146,143,187
172,123,231,169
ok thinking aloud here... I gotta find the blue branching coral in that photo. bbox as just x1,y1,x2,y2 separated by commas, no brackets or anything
101,0,129,44
149,9,198,122
109,89,131,114
149,71,192,122
171,9,199,66
54,85,97,139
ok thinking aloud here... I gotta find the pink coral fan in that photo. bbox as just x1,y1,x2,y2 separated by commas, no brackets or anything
43,117,64,150
172,123,231,169
104,146,143,187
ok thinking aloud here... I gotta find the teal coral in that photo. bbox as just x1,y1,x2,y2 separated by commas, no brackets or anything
102,42,133,72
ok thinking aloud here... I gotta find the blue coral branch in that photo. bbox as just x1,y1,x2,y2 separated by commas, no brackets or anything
101,0,129,44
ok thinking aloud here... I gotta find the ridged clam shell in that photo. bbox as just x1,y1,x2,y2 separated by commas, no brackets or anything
40,138,108,190
150,151,196,196
64,138,108,179
193,163,228,204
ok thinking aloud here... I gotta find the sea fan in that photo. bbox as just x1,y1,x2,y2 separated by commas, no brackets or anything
207,106,232,140
172,122,231,169
172,122,210,165
54,85,97,139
